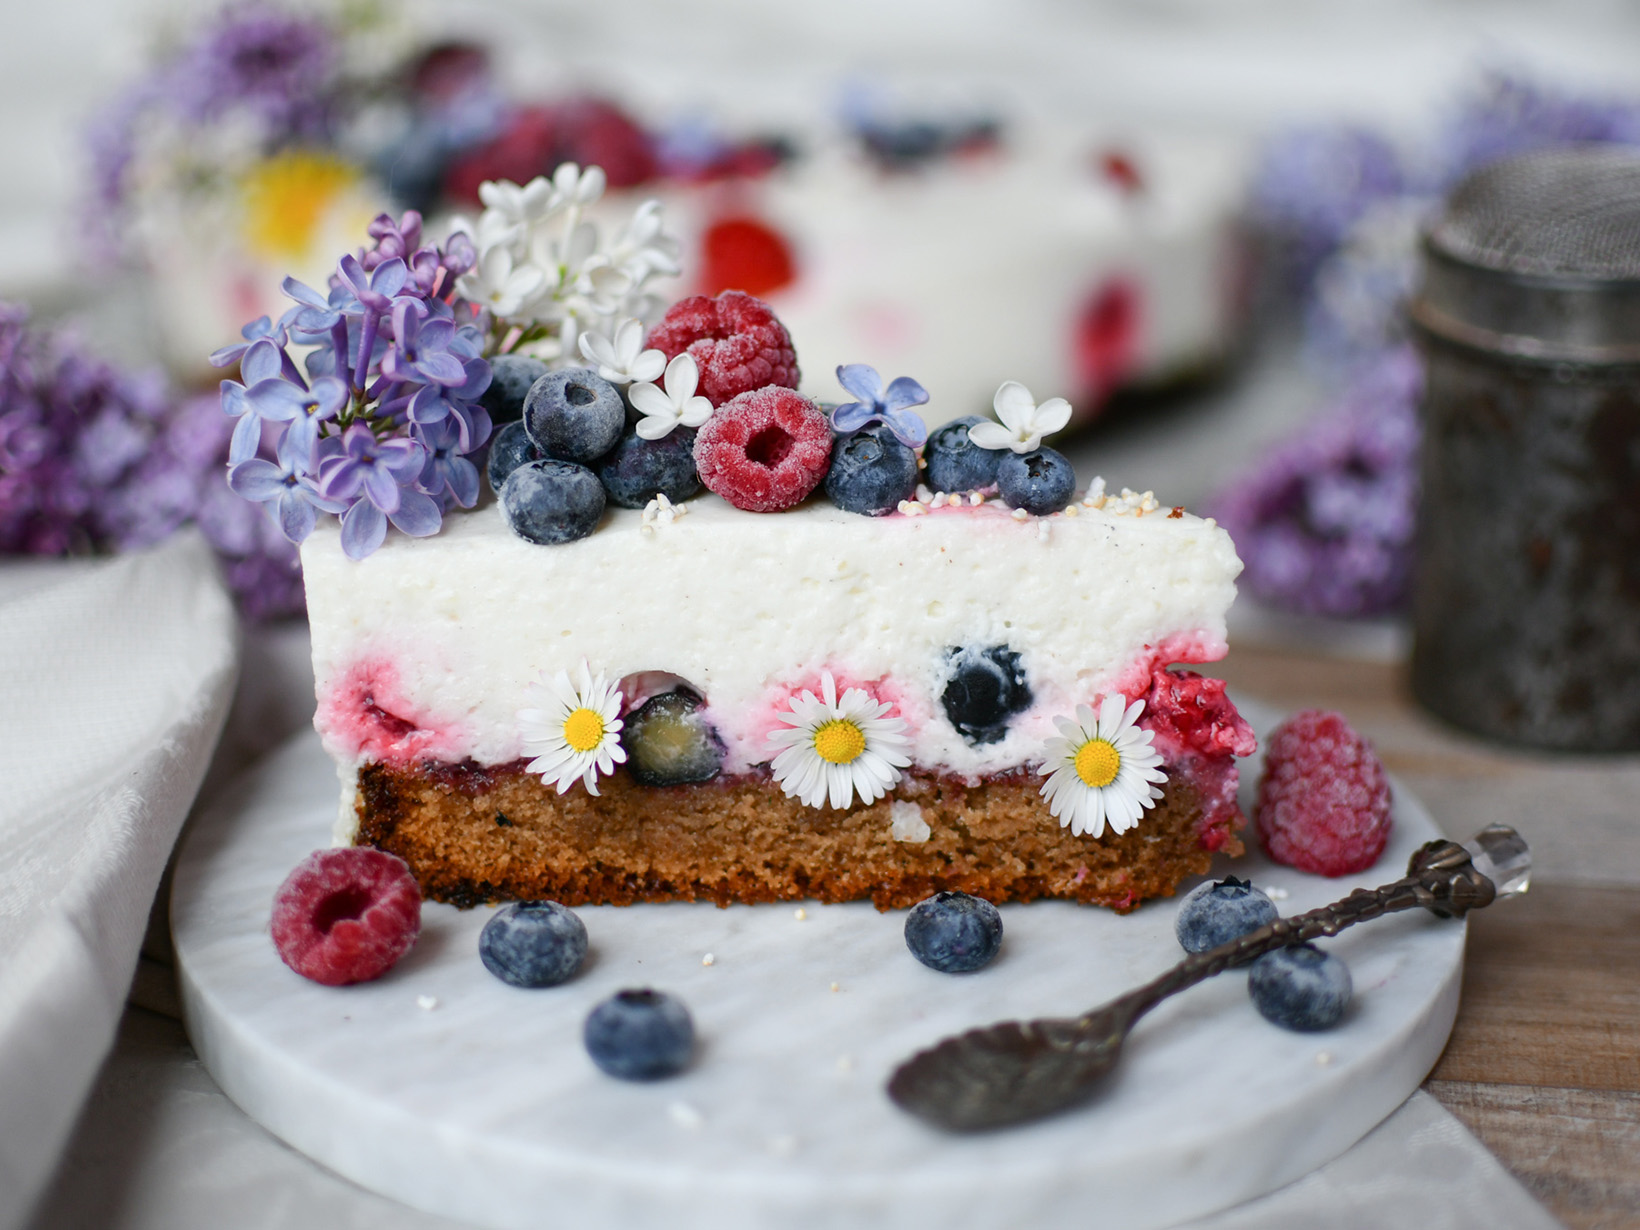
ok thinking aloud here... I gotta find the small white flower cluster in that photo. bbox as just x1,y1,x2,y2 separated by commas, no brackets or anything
453,162,681,363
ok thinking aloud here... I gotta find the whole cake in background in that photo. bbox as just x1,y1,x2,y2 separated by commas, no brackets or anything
89,1,1251,425
211,160,1257,913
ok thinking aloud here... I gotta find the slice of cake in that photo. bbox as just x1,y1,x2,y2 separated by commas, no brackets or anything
302,487,1253,912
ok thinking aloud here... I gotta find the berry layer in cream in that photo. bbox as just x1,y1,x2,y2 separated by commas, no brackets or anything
303,490,1240,811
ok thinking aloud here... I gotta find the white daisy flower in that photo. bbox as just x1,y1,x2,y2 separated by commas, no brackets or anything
1038,694,1167,838
767,672,912,810
579,318,667,385
518,663,627,796
630,353,715,440
968,381,1073,454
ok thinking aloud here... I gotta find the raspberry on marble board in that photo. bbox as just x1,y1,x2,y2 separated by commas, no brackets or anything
1255,709,1392,876
271,848,421,986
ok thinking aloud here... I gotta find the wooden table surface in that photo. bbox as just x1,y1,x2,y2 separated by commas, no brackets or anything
1215,645,1640,1229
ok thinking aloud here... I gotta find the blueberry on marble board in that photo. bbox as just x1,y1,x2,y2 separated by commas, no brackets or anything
486,419,543,494
904,891,1003,973
621,690,724,785
524,369,625,463
500,459,605,544
825,423,920,515
997,446,1076,515
596,427,702,509
1248,943,1352,1031
584,989,695,1080
1174,877,1280,954
924,414,1002,494
941,645,1032,745
478,901,587,988
481,353,550,425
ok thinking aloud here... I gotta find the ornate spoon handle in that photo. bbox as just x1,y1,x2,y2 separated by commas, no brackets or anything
888,826,1529,1132
1100,835,1498,1033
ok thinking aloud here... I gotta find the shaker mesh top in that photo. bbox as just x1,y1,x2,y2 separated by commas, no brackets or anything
1430,145,1640,281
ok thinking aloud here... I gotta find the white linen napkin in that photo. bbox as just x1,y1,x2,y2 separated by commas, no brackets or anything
0,533,238,1230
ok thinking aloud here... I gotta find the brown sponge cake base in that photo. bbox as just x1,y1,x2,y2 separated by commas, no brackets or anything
354,761,1240,913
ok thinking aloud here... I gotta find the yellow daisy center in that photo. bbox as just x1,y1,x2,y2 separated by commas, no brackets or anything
240,149,360,260
813,718,867,765
1074,738,1121,788
562,707,606,753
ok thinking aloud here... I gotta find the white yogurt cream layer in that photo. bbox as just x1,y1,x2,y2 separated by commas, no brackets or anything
302,493,1241,783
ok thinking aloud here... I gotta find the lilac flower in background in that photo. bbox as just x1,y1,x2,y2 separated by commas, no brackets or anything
829,364,930,448
1438,71,1640,189
1208,348,1422,619
170,4,334,138
0,306,307,619
1249,127,1405,298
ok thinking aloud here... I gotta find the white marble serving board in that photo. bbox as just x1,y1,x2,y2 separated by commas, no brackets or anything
172,716,1464,1230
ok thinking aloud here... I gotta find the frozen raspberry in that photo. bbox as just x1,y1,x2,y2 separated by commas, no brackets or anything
1255,710,1392,876
272,848,422,986
693,386,831,511
644,291,799,407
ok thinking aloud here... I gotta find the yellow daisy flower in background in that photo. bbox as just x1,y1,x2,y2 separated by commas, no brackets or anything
768,672,912,810
519,663,627,795
239,148,368,262
1039,695,1167,838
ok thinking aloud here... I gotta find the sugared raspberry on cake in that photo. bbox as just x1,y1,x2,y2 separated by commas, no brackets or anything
692,385,831,511
644,291,800,406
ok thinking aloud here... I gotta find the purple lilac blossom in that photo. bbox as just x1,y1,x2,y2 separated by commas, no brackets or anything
0,305,306,619
83,4,336,257
220,221,493,561
829,364,930,448
1437,71,1640,189
1248,127,1405,299
1208,348,1421,619
170,4,334,138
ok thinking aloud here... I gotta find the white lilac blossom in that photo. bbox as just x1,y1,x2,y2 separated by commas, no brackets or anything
579,317,666,385
1038,695,1167,839
968,381,1072,454
216,211,494,561
518,663,627,795
451,162,680,364
629,353,713,440
829,364,930,448
767,672,912,810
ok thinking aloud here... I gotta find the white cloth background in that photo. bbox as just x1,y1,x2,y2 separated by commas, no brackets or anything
0,534,238,1230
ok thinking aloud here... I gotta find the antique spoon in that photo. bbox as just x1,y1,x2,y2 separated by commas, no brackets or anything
887,824,1530,1133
